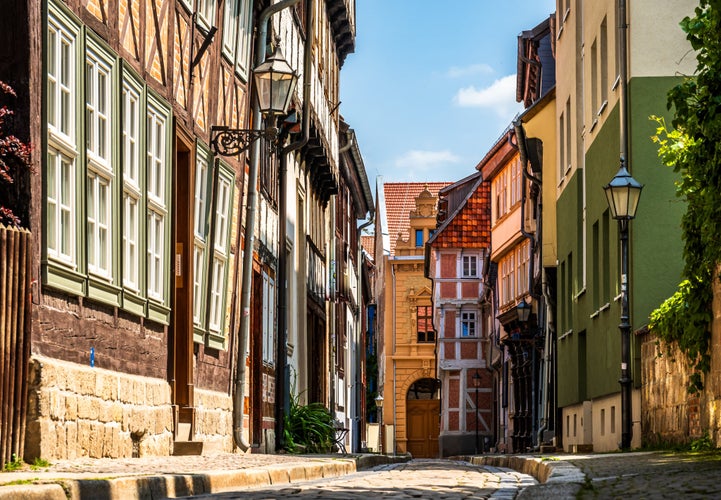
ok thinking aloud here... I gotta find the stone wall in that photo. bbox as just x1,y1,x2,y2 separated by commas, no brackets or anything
24,356,173,460
641,273,721,447
193,389,234,453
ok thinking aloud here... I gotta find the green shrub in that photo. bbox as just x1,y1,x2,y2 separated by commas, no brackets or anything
284,391,335,454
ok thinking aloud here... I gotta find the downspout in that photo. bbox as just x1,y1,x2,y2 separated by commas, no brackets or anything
276,0,314,452
234,0,302,452
355,212,373,452
329,133,353,427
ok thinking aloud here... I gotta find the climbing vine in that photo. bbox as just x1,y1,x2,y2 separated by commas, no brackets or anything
649,0,721,392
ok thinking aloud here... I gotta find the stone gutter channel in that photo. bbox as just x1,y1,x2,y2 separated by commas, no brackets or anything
458,455,587,498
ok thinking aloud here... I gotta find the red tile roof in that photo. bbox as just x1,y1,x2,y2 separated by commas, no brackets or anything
382,182,450,256
360,235,375,255
430,178,492,249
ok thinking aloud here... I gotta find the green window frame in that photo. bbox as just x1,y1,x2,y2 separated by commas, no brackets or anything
44,0,172,324
85,34,121,306
45,0,85,295
193,148,235,349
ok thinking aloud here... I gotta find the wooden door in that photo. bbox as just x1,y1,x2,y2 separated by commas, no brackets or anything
406,399,440,458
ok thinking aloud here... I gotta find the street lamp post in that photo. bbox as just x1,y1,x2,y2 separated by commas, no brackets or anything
375,394,384,454
604,162,643,450
472,370,481,454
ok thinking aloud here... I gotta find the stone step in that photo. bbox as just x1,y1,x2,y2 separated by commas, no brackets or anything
172,440,204,456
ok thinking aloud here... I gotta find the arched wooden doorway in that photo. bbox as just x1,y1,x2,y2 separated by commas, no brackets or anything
406,378,440,458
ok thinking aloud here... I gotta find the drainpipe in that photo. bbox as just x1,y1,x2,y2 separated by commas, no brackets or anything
329,133,354,427
355,213,373,453
276,0,314,452
234,0,302,453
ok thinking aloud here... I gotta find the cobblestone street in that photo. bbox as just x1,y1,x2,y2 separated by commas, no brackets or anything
182,460,537,500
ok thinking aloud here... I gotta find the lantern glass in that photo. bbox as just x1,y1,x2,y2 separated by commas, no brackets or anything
253,44,298,116
604,165,643,220
517,298,531,323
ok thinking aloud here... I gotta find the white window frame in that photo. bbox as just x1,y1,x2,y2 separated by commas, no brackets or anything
46,148,76,265
85,42,115,280
222,0,239,59
193,149,211,327
262,271,276,365
47,8,77,145
461,311,477,337
197,0,216,32
146,101,168,302
47,3,80,268
122,74,143,292
208,170,232,333
462,255,478,278
235,0,253,78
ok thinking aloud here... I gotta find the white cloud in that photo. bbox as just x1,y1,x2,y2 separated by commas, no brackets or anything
453,74,522,117
394,150,462,169
446,63,494,78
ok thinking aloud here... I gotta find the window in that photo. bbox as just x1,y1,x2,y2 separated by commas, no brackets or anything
197,0,216,31
146,101,169,303
498,240,531,307
262,271,276,365
600,17,609,107
86,44,114,280
461,311,477,337
492,154,521,222
591,39,598,118
510,156,521,207
416,306,434,343
208,170,233,333
122,77,142,292
565,98,572,172
559,110,565,180
462,255,478,278
47,3,79,268
45,0,173,322
415,229,423,247
193,148,211,327
222,0,254,79
192,153,236,347
47,9,77,143
46,149,76,264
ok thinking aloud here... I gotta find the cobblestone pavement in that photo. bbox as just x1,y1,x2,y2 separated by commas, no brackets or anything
181,460,537,500
4,450,721,499
564,451,721,499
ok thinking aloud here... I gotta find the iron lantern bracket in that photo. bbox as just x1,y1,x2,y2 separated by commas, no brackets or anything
210,125,279,157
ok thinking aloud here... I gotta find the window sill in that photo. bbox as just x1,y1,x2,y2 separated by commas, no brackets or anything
573,287,586,301
597,100,608,116
559,329,573,341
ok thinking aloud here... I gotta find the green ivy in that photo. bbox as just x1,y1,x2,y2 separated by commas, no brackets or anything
649,0,721,393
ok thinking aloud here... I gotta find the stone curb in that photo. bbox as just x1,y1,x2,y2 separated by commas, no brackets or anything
456,454,587,484
0,454,409,500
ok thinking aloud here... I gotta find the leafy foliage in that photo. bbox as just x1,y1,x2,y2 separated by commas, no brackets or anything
649,0,721,392
0,80,32,227
283,382,335,454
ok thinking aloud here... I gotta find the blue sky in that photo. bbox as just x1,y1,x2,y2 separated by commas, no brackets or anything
340,0,556,184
